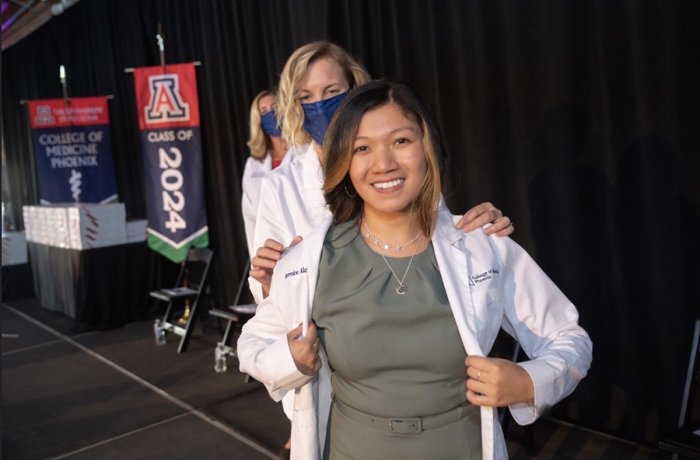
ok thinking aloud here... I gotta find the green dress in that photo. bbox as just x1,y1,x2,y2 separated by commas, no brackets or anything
312,222,482,460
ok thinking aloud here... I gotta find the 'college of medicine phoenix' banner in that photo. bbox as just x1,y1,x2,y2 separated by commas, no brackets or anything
28,97,118,204
133,63,208,263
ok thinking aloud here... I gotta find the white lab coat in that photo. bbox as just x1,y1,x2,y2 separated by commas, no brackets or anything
248,144,328,303
241,148,297,258
238,203,593,460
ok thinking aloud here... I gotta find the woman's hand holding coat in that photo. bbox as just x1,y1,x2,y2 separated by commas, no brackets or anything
288,322,322,376
465,355,535,407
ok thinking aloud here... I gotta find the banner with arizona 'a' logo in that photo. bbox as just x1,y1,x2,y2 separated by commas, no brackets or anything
28,97,118,204
133,63,208,263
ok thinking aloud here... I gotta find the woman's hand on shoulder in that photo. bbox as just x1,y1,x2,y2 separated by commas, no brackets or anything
456,202,514,236
287,322,322,376
464,355,534,407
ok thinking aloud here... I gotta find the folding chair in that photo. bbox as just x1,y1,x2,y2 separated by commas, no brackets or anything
150,247,214,353
209,258,257,372
659,319,700,459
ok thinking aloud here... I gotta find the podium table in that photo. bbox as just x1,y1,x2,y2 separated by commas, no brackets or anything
28,241,156,328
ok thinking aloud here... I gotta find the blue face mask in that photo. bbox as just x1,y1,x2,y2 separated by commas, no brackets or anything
302,92,348,145
260,111,282,137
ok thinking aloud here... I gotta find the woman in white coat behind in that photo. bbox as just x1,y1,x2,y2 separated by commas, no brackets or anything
238,81,592,459
241,89,295,258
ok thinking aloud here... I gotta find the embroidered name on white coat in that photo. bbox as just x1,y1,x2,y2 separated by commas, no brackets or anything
469,268,500,287
285,266,308,279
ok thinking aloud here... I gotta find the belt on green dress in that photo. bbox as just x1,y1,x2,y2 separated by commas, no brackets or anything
332,398,473,434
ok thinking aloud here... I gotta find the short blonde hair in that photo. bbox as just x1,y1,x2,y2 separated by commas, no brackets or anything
323,81,444,237
246,90,273,160
277,41,371,148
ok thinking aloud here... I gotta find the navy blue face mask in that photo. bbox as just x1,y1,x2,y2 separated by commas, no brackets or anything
260,111,282,137
302,92,347,145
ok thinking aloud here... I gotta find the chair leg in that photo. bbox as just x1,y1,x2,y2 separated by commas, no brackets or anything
177,299,200,353
160,300,176,339
221,318,236,347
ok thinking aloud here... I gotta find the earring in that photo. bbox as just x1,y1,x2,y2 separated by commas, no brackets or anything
344,186,357,198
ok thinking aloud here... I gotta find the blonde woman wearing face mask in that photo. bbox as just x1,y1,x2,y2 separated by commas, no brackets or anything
241,89,296,258
238,81,592,460
248,41,514,304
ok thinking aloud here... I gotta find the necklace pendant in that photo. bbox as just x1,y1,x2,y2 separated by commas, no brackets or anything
383,243,390,250
396,285,407,295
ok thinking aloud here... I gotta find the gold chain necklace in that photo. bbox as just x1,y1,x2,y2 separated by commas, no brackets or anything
363,221,422,295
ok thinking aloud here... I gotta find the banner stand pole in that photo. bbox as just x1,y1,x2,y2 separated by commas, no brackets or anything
157,23,165,69
59,65,70,104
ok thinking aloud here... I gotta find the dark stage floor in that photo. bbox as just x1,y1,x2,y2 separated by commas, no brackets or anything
1,299,670,459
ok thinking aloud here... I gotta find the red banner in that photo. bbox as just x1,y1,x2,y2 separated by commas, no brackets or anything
133,63,200,130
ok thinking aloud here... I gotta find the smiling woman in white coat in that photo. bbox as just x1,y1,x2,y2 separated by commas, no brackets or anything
238,81,592,460
247,42,514,459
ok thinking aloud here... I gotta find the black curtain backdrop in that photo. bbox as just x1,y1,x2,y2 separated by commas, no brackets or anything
2,0,699,446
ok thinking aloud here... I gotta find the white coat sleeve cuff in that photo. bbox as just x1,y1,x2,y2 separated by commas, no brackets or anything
257,335,313,392
248,276,264,305
508,360,550,425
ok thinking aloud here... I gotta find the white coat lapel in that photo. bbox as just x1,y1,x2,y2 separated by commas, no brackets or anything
304,217,333,460
432,207,500,460
432,208,484,357
288,216,333,460
300,216,331,331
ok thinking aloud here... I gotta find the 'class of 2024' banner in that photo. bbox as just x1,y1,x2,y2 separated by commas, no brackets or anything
28,97,118,204
133,63,209,263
